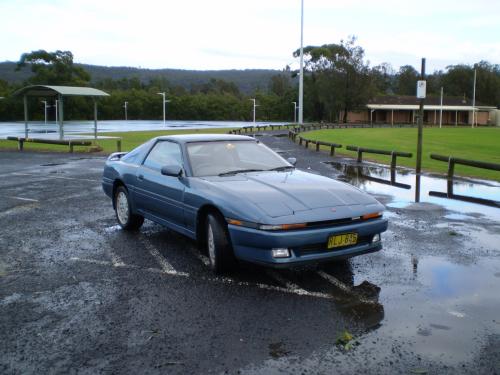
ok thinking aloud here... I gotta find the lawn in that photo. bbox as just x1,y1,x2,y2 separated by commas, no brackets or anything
302,127,500,181
0,127,235,154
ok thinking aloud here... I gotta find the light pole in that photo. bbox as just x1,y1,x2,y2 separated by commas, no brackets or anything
292,101,298,123
51,100,58,123
157,92,171,126
249,98,259,123
41,100,48,124
298,0,304,124
124,101,128,121
472,68,477,128
439,87,443,128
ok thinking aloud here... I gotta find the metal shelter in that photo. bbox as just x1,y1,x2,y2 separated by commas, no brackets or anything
12,85,110,139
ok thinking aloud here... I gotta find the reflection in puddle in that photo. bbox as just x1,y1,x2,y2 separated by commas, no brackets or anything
326,162,500,220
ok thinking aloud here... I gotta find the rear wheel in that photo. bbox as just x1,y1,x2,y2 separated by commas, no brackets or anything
114,186,144,230
206,213,234,274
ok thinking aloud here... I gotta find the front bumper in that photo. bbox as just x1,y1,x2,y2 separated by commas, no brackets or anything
227,218,388,267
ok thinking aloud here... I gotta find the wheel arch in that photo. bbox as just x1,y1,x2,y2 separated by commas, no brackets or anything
196,204,226,248
112,179,126,209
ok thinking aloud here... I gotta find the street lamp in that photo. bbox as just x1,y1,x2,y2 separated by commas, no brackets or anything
124,101,128,121
249,98,259,123
41,100,48,124
157,92,171,126
50,100,59,123
292,101,298,123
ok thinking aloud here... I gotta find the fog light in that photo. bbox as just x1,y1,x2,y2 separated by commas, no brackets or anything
272,248,290,258
372,234,381,243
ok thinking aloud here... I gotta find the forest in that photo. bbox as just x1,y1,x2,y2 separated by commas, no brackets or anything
0,40,499,123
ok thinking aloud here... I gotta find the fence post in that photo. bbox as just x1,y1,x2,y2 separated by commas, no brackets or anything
69,141,74,153
447,157,455,180
316,142,320,151
330,145,335,156
357,149,363,163
305,140,309,148
390,151,397,169
117,139,122,152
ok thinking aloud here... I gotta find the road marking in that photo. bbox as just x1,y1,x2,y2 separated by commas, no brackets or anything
5,196,39,202
0,203,38,218
109,250,126,267
140,237,189,276
265,270,331,298
185,245,211,266
69,257,329,299
317,270,378,305
12,172,98,182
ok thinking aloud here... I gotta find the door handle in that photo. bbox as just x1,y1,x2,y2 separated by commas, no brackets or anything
137,174,144,180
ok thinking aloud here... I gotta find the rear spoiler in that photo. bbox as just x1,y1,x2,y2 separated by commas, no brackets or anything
108,152,128,161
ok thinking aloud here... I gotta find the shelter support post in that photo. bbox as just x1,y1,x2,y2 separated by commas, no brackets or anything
455,111,458,126
23,95,28,138
391,110,394,126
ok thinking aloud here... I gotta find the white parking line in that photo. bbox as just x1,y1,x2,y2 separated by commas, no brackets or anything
70,257,330,299
140,237,189,276
185,245,211,266
266,270,331,299
5,196,39,202
317,270,377,305
109,250,126,267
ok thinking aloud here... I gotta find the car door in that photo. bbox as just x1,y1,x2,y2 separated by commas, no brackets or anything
135,140,186,227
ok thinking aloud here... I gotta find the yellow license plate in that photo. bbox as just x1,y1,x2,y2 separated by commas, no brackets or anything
327,233,358,249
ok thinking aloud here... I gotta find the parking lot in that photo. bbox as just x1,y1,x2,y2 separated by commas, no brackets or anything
1,134,499,374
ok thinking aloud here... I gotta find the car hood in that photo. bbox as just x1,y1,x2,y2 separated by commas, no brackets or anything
200,170,382,218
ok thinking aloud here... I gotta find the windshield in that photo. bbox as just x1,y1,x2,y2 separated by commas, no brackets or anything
187,140,291,177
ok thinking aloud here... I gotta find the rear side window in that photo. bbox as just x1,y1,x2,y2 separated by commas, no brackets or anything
143,141,182,171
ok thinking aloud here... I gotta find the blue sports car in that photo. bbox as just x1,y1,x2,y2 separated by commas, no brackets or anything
102,134,388,273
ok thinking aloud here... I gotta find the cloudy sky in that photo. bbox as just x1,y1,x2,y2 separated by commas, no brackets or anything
1,0,498,73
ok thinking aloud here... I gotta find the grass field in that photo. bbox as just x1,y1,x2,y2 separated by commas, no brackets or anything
303,127,500,181
0,128,235,154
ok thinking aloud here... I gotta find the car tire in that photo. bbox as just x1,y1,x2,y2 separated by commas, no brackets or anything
114,186,144,230
206,213,234,274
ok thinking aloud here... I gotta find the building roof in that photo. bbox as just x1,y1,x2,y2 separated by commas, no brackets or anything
367,95,497,111
12,85,109,97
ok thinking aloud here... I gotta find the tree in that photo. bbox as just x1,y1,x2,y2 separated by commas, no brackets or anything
16,50,90,85
371,63,395,95
294,36,374,122
395,65,419,95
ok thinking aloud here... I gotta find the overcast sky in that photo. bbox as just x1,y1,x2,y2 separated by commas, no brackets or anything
1,0,499,73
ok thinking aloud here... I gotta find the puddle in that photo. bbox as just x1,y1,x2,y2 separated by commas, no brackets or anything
369,255,500,365
268,342,290,358
325,162,500,220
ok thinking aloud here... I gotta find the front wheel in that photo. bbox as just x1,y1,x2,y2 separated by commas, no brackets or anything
206,214,235,274
114,186,144,230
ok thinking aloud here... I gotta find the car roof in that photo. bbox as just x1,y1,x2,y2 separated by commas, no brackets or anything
156,133,256,144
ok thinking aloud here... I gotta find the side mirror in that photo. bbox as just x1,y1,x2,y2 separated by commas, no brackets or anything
161,165,183,177
287,157,297,166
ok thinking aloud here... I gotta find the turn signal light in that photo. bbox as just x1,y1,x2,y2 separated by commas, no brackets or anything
362,212,382,220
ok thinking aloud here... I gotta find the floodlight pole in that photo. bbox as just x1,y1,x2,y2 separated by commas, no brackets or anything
124,101,128,121
23,95,29,138
41,100,48,124
54,100,58,123
249,98,258,123
415,58,426,203
292,101,297,123
298,0,304,124
157,92,170,127
472,68,476,128
439,87,443,128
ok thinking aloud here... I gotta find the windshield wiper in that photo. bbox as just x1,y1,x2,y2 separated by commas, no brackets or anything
267,165,295,172
218,168,265,176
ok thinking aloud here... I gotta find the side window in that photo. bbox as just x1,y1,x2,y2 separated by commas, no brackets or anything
143,141,182,171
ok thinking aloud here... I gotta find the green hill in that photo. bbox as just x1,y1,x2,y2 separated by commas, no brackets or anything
0,61,284,94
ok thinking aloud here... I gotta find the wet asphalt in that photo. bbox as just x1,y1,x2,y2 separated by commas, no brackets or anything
1,132,499,374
